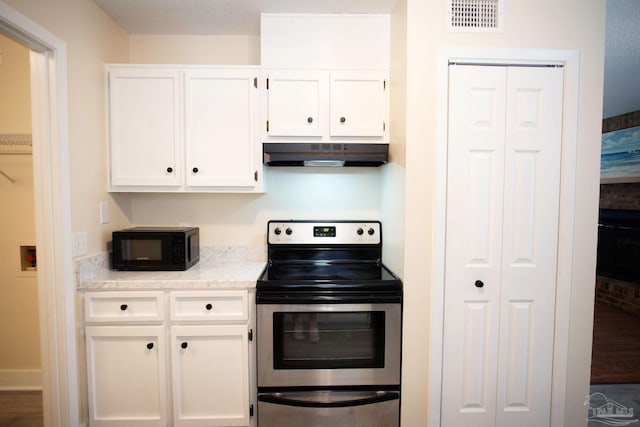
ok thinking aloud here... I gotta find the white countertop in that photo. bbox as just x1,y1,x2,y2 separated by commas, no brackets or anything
79,260,266,290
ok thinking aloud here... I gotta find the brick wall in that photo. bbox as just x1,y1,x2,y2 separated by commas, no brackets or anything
600,183,640,209
595,276,640,317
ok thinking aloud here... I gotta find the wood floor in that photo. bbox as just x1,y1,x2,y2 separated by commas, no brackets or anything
0,391,43,427
591,302,640,384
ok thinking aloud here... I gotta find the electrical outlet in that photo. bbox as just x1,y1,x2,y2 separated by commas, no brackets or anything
73,231,88,257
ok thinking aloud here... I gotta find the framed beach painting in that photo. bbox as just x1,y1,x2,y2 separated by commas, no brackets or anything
601,125,640,183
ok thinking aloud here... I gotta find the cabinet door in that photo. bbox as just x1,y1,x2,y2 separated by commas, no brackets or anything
172,325,250,427
330,71,386,137
266,70,327,137
85,325,167,427
108,67,182,187
185,69,259,188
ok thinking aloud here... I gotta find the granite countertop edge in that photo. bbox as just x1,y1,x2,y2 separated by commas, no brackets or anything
78,260,266,291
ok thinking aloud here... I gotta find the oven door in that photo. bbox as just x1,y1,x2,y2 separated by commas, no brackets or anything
257,303,401,387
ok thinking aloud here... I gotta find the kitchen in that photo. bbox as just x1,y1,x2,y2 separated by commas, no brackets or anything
0,0,605,426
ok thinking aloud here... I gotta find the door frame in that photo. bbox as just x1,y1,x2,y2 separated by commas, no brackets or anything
430,47,580,427
0,2,77,426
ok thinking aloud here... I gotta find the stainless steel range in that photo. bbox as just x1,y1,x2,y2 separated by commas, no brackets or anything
256,220,403,427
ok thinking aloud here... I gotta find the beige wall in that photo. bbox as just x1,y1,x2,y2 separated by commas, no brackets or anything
0,34,31,132
0,33,39,377
130,34,260,65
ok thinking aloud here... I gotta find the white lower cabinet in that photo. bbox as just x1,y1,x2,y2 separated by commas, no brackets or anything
83,290,254,427
171,325,250,426
85,325,168,427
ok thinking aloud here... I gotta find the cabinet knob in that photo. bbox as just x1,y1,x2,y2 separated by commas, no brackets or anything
120,304,128,311
181,342,188,349
192,167,199,173
166,167,173,173
475,280,485,288
205,303,213,311
307,117,313,123
146,343,154,350
340,117,346,124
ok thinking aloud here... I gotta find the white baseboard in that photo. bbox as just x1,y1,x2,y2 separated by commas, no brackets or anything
0,369,42,390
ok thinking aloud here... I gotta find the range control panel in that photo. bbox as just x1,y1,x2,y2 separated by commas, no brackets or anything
268,221,381,245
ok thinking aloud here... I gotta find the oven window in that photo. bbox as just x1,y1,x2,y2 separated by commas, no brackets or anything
273,311,385,369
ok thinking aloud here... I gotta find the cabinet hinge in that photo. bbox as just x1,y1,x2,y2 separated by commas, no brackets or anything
254,171,258,182
266,78,269,90
266,120,269,132
250,404,254,417
384,80,387,90
248,329,253,341
383,121,386,132
254,77,258,89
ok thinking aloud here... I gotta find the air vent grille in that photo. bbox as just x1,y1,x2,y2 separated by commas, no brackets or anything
448,0,503,33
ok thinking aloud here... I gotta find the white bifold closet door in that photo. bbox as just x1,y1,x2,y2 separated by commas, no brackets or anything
442,64,564,427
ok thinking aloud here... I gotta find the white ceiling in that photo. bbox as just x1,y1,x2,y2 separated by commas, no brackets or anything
94,0,397,35
95,0,639,119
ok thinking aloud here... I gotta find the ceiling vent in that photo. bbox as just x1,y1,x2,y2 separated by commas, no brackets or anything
448,0,503,33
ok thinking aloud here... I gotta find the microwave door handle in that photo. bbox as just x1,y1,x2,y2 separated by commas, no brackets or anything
258,390,399,408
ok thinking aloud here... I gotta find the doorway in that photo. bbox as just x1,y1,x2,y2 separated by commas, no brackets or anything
0,2,77,426
0,32,41,420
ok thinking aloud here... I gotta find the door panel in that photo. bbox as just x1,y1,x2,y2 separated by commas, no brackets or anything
496,66,563,426
442,65,506,427
443,65,563,427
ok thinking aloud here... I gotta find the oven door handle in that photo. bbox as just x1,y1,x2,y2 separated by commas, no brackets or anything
258,390,399,408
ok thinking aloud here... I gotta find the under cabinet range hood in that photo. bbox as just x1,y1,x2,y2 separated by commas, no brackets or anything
263,143,388,167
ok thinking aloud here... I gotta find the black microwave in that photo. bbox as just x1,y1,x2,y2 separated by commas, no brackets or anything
111,227,200,271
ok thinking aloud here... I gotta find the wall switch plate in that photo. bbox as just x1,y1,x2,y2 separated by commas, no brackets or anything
99,201,109,224
73,231,88,257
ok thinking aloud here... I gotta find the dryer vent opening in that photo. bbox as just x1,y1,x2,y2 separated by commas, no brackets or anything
448,0,503,33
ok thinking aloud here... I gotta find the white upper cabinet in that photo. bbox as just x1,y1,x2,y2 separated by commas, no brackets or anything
330,71,386,137
108,67,182,188
265,70,327,137
107,65,261,192
185,69,258,188
264,69,387,142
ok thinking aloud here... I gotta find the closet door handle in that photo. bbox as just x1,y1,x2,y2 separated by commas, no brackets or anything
475,280,484,288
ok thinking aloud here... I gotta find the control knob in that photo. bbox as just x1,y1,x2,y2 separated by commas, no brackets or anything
274,227,281,236
368,228,375,236
285,228,293,236
357,228,364,236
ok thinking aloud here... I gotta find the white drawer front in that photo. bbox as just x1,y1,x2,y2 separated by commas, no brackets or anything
84,291,165,323
170,291,248,322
